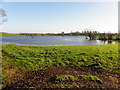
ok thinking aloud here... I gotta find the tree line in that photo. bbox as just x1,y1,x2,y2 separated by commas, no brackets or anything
19,31,120,40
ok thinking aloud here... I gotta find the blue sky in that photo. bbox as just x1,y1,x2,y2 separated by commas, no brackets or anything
1,2,118,33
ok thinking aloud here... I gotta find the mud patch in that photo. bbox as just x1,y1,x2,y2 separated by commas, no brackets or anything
2,66,120,89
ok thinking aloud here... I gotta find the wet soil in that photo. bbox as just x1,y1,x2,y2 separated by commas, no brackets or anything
2,66,120,89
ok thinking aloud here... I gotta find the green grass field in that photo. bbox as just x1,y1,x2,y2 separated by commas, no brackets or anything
1,44,119,88
0,32,23,36
2,44,119,72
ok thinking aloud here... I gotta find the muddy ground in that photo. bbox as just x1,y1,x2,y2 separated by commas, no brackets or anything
2,65,120,89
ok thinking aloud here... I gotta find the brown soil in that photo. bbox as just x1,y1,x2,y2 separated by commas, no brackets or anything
2,65,120,89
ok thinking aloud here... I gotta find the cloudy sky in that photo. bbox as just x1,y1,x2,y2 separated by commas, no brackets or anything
1,1,118,33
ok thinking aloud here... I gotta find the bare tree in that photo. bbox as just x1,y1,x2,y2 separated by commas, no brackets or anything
0,8,7,25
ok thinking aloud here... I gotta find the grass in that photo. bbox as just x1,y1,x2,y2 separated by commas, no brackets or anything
50,75,103,88
1,43,119,88
55,75,77,81
0,32,23,36
54,75,102,83
2,44,119,72
77,75,102,83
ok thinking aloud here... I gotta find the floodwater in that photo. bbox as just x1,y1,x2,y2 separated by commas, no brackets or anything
1,36,115,46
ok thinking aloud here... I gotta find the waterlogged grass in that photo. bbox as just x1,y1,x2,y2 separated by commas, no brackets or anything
2,44,119,72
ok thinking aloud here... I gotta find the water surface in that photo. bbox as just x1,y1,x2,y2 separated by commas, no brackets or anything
1,36,115,46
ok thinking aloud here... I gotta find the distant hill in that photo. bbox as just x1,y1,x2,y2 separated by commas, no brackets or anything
0,32,23,36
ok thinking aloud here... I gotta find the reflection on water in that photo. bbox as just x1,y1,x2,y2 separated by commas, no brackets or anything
1,36,116,46
101,40,115,44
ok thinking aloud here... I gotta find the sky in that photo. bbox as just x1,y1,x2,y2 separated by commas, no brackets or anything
0,1,118,33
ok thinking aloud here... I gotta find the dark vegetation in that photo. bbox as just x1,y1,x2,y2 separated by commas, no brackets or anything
2,44,119,89
19,31,120,40
1,31,120,40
